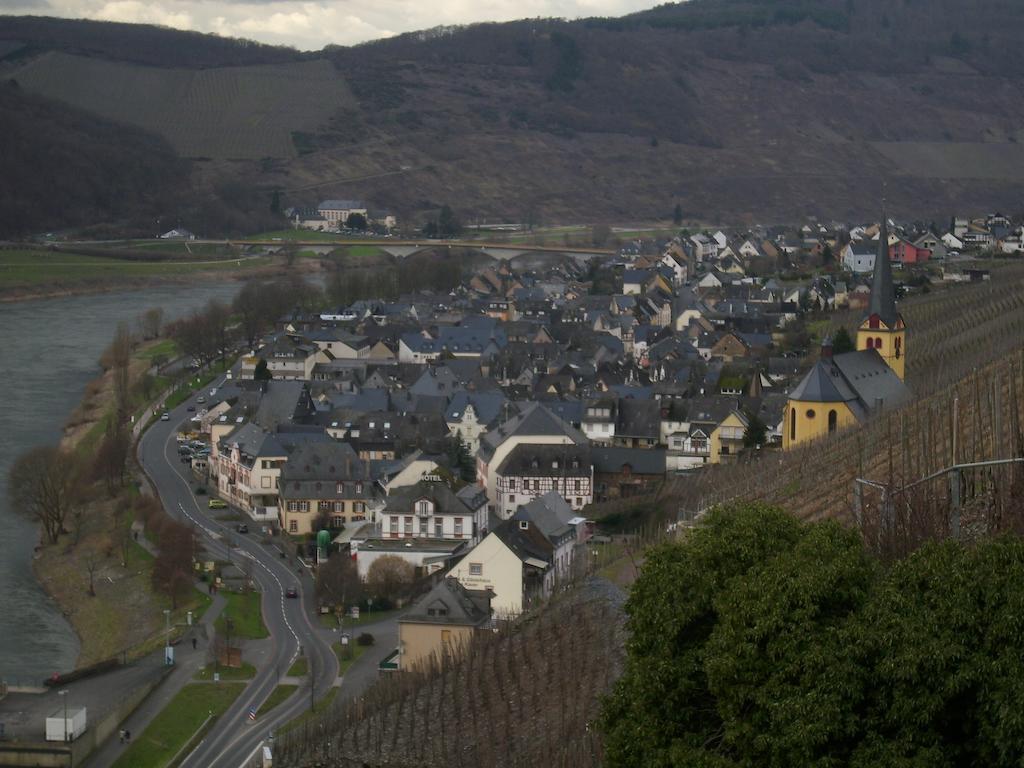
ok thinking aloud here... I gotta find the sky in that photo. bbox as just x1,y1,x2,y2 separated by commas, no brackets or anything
6,0,658,50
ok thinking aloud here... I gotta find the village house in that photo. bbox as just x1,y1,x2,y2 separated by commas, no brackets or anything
492,443,593,518
380,477,489,545
278,441,379,535
384,577,494,671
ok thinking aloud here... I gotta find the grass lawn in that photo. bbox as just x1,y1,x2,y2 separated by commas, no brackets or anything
334,642,367,674
0,249,271,291
279,688,339,735
318,606,402,630
245,229,345,242
342,244,383,258
134,339,178,362
216,591,268,640
195,661,256,681
110,683,245,768
257,685,299,717
288,657,308,676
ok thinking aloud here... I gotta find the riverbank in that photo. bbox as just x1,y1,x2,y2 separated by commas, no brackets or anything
31,337,207,670
0,241,338,303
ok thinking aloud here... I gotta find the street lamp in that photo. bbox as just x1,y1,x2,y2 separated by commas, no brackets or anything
164,609,172,666
58,689,68,743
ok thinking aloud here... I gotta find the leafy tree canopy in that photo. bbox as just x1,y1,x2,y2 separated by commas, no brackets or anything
601,502,1024,767
832,326,855,355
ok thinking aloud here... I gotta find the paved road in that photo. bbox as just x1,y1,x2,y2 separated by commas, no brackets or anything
137,378,338,768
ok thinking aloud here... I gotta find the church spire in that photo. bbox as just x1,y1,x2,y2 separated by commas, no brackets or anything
868,210,898,328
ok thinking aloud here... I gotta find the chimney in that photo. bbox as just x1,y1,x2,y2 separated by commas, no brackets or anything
820,335,834,359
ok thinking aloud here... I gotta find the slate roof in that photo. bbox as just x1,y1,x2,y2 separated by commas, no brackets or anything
478,402,588,463
496,444,592,478
789,349,909,420
868,214,900,328
445,391,508,426
384,479,474,516
513,491,576,547
591,446,667,475
318,199,364,210
400,577,492,627
220,422,286,461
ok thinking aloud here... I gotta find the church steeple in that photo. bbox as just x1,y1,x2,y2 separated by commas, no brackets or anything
856,209,906,380
868,211,898,328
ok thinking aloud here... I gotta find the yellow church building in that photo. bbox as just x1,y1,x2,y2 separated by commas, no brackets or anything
783,215,910,450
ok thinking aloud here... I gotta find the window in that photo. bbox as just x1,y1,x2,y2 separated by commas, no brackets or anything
356,482,363,494
289,520,298,533
287,501,299,512
875,337,882,349
419,518,429,535
576,498,583,507
790,409,797,441
865,337,874,349
455,518,463,536
336,482,344,494
828,410,838,433
894,337,902,358
404,516,413,535
441,630,452,646
806,409,816,419
575,479,581,492
469,562,483,576
331,515,344,528
416,500,432,516
390,516,399,533
353,502,365,514
435,522,443,538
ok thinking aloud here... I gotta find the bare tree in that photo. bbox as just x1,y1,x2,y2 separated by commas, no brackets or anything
204,299,233,365
366,555,415,603
152,519,196,608
110,321,135,425
8,445,80,545
316,555,365,617
84,551,102,596
138,307,164,340
94,421,130,495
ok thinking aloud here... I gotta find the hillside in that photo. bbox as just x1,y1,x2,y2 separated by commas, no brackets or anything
6,1,1024,233
0,81,189,237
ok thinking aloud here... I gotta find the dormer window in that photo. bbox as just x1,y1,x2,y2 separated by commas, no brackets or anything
519,520,529,530
552,460,559,469
356,482,363,494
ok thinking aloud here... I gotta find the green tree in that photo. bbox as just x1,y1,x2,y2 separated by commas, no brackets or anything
742,410,767,448
601,504,1024,767
832,326,855,354
437,205,461,237
253,358,272,381
447,432,475,483
346,212,368,231
673,203,683,226
270,189,281,214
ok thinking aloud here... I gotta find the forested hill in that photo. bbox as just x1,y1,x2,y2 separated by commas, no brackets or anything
5,0,1024,236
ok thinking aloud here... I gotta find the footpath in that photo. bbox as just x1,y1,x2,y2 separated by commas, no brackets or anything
80,524,227,768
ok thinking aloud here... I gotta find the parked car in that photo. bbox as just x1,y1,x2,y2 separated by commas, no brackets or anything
236,523,249,534
286,587,298,599
186,405,195,412
208,499,227,509
196,396,206,404
161,412,170,421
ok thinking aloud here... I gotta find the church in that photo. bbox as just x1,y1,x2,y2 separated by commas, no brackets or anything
783,215,911,450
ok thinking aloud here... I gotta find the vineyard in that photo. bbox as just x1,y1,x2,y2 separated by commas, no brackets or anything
275,581,624,768
9,52,353,159
646,263,1024,530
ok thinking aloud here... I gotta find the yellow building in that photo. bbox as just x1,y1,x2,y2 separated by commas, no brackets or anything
855,214,906,380
784,214,910,450
710,410,748,464
387,577,493,671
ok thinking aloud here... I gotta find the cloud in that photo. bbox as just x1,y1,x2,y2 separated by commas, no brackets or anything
5,0,656,49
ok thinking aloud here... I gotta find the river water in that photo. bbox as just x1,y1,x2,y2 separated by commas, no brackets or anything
0,282,243,683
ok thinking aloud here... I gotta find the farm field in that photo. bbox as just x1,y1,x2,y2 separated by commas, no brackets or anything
0,249,271,295
10,52,354,159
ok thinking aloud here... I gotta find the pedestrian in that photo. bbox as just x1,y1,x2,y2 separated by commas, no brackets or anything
125,730,131,744
118,729,124,744
192,637,197,650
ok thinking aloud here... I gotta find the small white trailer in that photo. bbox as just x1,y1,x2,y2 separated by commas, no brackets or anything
45,707,87,742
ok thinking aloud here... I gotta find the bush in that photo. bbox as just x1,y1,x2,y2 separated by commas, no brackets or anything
357,633,375,647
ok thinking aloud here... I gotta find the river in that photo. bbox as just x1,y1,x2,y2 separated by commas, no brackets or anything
0,282,244,683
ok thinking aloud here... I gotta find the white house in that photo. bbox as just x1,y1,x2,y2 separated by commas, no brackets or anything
450,523,550,618
476,402,589,513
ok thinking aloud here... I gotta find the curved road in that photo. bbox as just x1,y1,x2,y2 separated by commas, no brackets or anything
138,379,338,768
